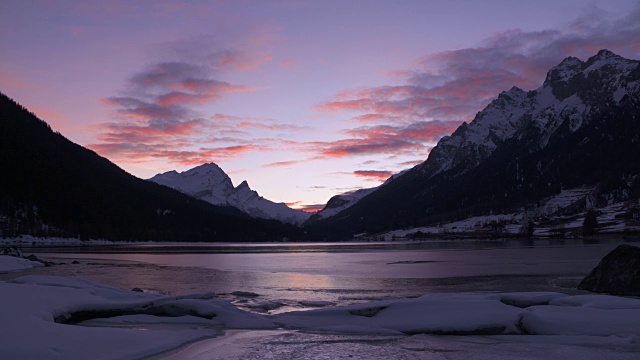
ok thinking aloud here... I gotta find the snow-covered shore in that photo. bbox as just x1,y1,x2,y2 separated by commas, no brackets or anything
1,274,640,359
0,254,44,272
0,235,118,247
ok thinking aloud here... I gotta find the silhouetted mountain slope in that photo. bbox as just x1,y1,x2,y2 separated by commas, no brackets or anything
308,50,640,239
0,93,298,241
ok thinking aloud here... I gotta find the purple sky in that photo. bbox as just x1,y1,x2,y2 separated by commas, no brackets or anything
1,0,639,211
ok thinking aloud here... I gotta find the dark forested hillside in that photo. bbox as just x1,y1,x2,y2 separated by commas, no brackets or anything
0,93,299,241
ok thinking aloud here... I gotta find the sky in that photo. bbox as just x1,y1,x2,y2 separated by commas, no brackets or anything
1,0,639,211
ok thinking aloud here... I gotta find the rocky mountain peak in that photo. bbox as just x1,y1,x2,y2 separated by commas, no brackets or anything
236,180,251,191
591,49,621,62
544,56,583,85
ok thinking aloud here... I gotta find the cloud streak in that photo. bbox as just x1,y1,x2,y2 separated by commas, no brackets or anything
287,202,325,213
353,170,393,182
89,142,262,166
303,120,460,158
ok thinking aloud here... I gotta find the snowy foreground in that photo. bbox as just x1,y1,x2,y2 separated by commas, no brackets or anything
0,254,43,272
1,274,640,359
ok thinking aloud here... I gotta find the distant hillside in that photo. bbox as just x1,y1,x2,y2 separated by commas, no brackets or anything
0,93,299,242
307,50,640,239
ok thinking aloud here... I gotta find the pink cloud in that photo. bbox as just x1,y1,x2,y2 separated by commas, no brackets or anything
261,156,324,168
209,113,309,134
262,159,306,168
305,120,460,158
351,113,403,123
173,145,263,166
27,106,75,131
155,92,213,107
103,97,191,121
88,142,262,166
297,204,325,213
211,113,268,122
315,98,376,113
397,159,424,168
97,118,202,142
237,122,308,132
285,200,325,213
316,138,418,158
94,42,267,165
279,59,297,68
0,71,38,90
353,170,393,182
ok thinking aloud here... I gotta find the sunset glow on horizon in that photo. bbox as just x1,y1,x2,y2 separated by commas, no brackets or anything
1,0,639,210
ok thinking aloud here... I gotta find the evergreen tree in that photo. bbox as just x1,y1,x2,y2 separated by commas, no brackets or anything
583,208,598,236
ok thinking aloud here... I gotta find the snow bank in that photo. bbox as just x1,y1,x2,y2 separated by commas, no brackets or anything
2,276,640,359
0,255,43,272
518,293,640,336
273,293,533,335
273,292,640,338
519,306,640,336
549,294,640,309
0,275,275,360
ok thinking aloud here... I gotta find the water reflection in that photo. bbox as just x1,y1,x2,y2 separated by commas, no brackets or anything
275,273,336,290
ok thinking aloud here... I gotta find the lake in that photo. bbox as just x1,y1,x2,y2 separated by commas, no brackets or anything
25,237,637,313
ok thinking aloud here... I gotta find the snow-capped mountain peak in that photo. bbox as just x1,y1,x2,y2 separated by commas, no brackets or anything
545,56,583,84
149,164,311,225
149,163,234,205
236,180,250,190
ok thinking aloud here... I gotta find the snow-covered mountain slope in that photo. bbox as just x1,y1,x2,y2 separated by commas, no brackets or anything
420,49,639,178
149,163,311,225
